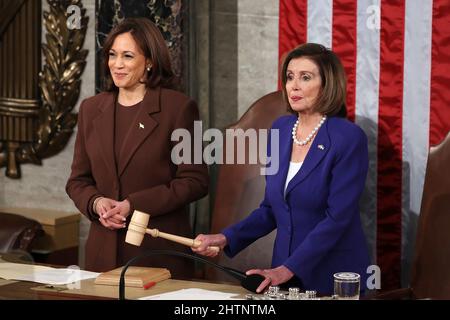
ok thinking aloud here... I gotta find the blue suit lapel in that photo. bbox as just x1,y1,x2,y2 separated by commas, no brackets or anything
275,116,296,199
285,118,330,196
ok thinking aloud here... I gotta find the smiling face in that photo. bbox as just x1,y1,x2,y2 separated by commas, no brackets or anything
108,32,150,91
285,57,322,114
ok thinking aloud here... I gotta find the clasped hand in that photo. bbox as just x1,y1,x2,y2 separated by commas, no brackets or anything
95,197,130,230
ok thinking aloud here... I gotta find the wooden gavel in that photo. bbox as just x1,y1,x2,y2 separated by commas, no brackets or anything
125,210,220,253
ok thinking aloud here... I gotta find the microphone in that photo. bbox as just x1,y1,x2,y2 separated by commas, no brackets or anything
119,249,265,300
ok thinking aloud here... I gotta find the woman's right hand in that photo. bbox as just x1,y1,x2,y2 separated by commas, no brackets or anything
95,197,127,230
191,233,227,257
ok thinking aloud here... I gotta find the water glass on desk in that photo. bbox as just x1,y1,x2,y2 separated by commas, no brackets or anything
333,272,360,300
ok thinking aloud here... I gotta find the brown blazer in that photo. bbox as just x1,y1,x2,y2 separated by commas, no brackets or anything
66,87,209,278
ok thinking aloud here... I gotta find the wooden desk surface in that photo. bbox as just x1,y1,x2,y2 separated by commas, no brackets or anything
0,277,248,300
0,256,248,300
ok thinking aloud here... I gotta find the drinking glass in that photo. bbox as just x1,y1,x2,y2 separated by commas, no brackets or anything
333,272,360,300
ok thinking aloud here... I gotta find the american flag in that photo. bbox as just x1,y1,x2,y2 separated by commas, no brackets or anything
279,0,450,290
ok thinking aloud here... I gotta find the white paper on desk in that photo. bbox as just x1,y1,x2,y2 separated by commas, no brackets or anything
139,288,243,300
19,268,99,285
0,262,54,280
0,262,99,285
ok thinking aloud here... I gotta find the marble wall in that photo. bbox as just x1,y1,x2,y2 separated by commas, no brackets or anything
208,0,279,129
236,0,279,117
0,0,279,267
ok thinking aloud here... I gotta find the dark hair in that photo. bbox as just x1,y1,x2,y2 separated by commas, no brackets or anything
281,43,347,117
101,17,174,91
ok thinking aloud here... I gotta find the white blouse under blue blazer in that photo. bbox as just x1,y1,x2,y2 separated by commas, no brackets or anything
222,115,371,295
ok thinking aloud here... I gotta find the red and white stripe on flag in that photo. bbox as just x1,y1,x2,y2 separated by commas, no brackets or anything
279,0,450,290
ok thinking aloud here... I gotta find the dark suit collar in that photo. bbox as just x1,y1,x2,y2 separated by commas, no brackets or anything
279,115,331,198
117,87,160,177
95,87,161,113
93,92,118,181
141,86,161,115
92,87,161,179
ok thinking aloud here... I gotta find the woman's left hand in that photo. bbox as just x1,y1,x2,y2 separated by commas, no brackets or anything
102,199,131,223
246,265,295,293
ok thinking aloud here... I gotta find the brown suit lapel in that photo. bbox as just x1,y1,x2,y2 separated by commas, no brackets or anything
93,92,119,182
117,87,161,177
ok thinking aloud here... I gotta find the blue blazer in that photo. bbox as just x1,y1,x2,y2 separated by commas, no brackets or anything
222,115,371,295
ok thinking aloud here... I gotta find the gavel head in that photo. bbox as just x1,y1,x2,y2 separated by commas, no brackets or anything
125,210,150,246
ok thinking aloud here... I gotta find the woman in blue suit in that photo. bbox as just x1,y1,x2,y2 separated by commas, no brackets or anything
193,43,371,295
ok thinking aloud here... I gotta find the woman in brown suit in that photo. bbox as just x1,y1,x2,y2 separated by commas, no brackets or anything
66,18,209,279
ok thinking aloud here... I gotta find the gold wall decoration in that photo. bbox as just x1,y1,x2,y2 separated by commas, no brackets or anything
0,0,88,178
0,0,41,178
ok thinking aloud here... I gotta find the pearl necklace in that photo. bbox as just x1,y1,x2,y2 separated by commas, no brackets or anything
292,115,327,146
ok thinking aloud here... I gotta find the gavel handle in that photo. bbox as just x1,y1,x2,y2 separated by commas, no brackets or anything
146,228,220,253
